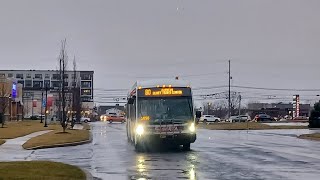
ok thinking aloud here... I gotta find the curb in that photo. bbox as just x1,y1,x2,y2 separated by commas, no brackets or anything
24,132,93,150
0,139,6,145
82,168,94,180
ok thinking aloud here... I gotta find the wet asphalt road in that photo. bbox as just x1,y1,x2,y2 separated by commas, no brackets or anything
31,122,320,180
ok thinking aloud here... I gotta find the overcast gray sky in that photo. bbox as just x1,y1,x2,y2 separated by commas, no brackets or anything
1,0,320,104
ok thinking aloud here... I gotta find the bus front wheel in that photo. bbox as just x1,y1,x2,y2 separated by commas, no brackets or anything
182,143,191,151
134,136,143,152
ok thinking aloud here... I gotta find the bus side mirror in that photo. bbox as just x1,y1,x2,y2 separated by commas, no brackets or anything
128,97,135,104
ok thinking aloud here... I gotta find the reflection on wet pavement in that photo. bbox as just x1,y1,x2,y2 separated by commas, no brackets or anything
6,122,318,180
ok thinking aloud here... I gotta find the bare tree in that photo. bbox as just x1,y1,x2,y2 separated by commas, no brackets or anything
58,39,68,132
71,57,81,128
224,92,241,116
0,83,10,128
201,91,242,118
211,100,228,118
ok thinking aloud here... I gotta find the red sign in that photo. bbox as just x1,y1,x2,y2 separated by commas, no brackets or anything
47,96,53,107
32,100,37,107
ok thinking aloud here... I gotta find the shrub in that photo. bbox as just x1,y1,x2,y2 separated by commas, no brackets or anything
309,102,320,128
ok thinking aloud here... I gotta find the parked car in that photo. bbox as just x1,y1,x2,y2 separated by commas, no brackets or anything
80,117,91,123
24,115,32,119
253,114,274,122
293,116,309,121
229,115,251,122
199,115,221,123
29,114,45,120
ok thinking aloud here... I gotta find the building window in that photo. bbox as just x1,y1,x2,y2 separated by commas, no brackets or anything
34,74,43,79
33,81,43,88
45,74,50,79
44,80,50,88
81,97,92,102
81,81,91,88
16,74,24,79
71,74,76,80
26,74,31,78
17,80,24,87
81,73,92,80
64,82,69,87
52,74,60,80
81,89,92,96
7,73,13,78
52,81,60,88
25,80,32,87
0,73,5,78
63,74,69,79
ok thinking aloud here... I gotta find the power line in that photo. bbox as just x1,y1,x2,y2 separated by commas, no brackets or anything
232,85,320,92
92,85,320,94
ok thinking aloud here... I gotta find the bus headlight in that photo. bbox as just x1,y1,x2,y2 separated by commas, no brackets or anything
136,124,144,136
189,123,196,133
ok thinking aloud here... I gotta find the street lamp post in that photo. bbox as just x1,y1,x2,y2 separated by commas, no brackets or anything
40,89,44,123
44,85,48,127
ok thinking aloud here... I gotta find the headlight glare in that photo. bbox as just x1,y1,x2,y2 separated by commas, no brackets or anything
189,123,196,132
136,124,144,135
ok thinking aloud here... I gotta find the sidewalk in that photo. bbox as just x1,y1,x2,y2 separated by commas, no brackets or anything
0,124,94,179
73,124,84,130
0,130,51,161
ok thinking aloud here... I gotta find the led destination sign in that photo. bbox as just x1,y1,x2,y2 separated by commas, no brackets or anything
138,87,191,97
145,88,182,96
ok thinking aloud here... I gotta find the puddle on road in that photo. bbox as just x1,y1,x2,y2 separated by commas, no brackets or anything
127,149,199,180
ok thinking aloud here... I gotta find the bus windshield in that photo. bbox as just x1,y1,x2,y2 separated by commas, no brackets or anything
138,97,193,123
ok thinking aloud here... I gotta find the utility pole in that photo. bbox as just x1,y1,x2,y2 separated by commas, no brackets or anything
40,89,44,123
44,85,48,127
228,60,231,119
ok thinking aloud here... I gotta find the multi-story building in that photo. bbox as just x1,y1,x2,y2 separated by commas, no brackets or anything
0,70,94,118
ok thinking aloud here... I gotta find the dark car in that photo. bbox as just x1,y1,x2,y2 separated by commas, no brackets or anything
254,114,274,122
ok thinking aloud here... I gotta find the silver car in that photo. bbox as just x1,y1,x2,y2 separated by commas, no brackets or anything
229,115,251,122
199,115,221,123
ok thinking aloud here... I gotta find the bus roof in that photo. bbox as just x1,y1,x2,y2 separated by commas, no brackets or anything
134,79,191,89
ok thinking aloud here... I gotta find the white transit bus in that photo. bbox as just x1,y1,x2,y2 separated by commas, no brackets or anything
126,79,196,151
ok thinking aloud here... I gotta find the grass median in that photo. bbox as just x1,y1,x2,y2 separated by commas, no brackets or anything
0,139,5,145
0,120,60,139
198,122,308,130
0,161,86,180
298,133,320,141
23,127,90,149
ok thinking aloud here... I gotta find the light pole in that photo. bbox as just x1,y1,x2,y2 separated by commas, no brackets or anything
9,95,12,121
40,89,44,123
44,85,48,127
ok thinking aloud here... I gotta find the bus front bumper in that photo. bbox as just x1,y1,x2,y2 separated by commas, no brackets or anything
137,133,196,145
